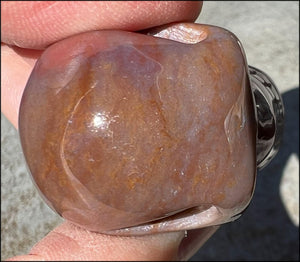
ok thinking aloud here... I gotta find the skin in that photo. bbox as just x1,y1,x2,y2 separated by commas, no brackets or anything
1,1,220,261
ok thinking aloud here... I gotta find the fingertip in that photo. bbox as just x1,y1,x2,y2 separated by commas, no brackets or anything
6,224,218,261
1,45,40,129
1,1,203,49
8,222,186,261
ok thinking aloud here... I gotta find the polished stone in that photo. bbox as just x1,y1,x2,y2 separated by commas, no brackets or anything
19,23,256,235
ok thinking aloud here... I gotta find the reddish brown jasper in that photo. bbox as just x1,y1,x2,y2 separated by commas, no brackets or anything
19,23,256,235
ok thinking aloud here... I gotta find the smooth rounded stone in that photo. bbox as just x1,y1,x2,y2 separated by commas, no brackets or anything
19,23,257,235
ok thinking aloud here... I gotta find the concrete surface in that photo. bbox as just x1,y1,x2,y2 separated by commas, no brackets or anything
1,1,299,261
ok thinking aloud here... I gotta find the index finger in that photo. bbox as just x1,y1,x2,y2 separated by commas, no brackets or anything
1,1,202,49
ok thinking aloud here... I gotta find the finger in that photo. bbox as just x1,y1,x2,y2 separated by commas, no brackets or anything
1,44,42,128
1,1,202,49
7,221,183,261
6,221,218,261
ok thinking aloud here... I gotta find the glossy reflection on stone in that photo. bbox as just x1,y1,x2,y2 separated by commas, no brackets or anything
19,23,256,235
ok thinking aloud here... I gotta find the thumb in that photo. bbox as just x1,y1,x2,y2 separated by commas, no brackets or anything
6,221,218,261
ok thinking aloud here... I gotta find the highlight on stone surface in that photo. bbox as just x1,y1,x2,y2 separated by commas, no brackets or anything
19,23,257,235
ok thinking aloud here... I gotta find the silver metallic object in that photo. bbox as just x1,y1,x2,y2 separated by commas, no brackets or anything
249,66,285,170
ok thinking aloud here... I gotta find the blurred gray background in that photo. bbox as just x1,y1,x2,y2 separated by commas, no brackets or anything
1,1,299,261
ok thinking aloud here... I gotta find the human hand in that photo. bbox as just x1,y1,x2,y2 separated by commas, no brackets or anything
1,1,220,261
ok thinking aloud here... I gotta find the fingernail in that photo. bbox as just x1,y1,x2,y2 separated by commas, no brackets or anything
177,226,219,261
